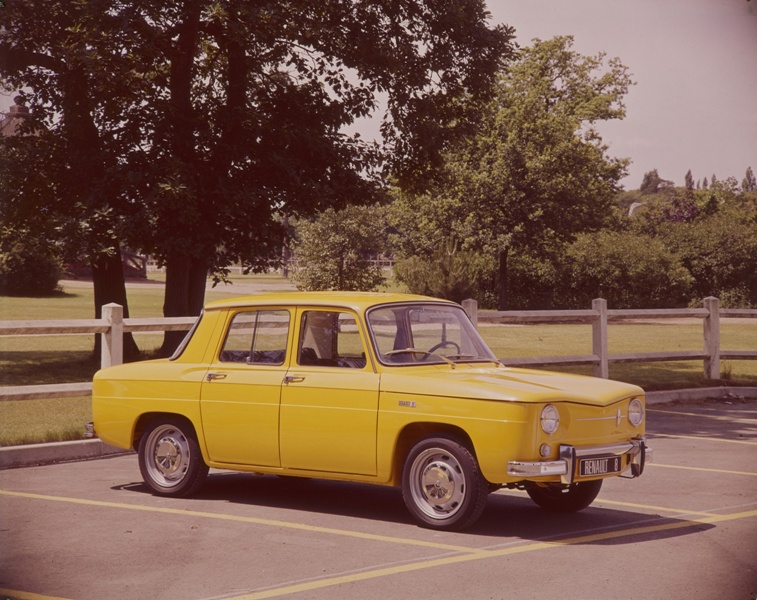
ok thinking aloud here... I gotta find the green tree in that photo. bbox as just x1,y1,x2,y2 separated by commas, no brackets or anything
743,166,756,192
639,169,674,195
390,36,633,309
0,2,145,357
291,205,388,292
1,0,514,354
685,169,694,190
0,226,62,296
662,203,757,307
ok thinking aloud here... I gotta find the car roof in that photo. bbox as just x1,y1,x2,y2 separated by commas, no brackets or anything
203,291,456,313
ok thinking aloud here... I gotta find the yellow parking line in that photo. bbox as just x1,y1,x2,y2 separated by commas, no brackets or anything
651,433,757,445
496,489,719,518
0,589,71,600
226,509,757,600
4,488,757,600
649,463,757,477
595,498,719,517
648,408,757,423
0,489,479,554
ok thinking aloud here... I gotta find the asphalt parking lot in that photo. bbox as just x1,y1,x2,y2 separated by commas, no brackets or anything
1,399,756,600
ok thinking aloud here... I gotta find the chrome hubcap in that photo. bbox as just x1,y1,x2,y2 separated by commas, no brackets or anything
410,448,466,520
145,425,190,488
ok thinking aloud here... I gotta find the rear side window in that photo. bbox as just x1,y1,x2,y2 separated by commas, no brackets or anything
219,310,290,365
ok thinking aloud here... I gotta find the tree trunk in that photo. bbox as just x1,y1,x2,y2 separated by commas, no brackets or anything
158,253,208,356
497,248,509,311
92,246,140,362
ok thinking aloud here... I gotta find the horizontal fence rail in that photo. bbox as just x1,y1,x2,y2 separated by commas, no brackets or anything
2,298,757,402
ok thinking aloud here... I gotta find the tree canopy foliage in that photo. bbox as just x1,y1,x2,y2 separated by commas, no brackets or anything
390,36,633,308
291,204,387,292
1,0,514,353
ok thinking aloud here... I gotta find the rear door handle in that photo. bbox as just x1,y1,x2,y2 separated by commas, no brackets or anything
206,372,227,382
283,375,305,385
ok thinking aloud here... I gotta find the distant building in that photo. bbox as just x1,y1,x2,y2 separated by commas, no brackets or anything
0,96,32,136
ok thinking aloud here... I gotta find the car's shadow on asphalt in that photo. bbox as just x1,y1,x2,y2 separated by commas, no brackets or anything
112,472,713,544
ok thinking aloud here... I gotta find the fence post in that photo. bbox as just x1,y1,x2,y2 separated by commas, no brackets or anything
101,303,124,369
462,298,478,328
592,298,609,378
703,296,721,380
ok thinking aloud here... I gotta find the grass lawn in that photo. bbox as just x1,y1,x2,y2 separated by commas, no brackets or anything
2,276,756,445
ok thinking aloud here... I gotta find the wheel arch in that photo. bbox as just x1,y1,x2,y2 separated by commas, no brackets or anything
391,422,476,484
133,412,201,452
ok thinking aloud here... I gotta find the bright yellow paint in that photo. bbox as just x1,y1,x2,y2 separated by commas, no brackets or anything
93,292,647,487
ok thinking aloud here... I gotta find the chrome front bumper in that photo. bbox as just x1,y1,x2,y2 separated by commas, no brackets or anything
507,437,652,484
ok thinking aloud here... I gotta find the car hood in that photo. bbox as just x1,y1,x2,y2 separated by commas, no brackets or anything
379,364,643,406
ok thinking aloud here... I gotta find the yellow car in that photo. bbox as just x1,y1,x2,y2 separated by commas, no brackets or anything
93,292,651,530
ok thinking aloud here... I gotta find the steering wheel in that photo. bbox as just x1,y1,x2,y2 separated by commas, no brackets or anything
424,340,461,356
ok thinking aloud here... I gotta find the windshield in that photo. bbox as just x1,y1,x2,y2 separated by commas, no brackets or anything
366,303,498,367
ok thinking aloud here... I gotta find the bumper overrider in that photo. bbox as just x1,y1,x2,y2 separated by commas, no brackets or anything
507,437,652,485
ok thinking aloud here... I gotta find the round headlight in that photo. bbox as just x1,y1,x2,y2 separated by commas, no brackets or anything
628,397,644,427
541,404,560,435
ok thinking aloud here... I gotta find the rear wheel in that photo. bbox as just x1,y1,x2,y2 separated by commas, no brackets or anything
526,479,603,512
138,416,208,497
402,434,488,531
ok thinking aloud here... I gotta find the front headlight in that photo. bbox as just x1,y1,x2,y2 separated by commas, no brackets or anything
541,404,560,434
628,397,644,427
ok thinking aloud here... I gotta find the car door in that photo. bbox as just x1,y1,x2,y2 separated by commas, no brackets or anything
279,308,380,476
200,308,292,466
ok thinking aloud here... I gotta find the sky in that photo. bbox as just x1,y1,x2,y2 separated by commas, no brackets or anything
486,0,757,190
3,1,754,191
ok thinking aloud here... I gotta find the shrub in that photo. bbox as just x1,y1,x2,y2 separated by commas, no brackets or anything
0,227,62,296
559,231,692,309
290,205,387,292
394,245,494,304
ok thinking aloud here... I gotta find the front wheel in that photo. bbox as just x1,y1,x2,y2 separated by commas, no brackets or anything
526,479,603,512
402,434,488,531
138,416,209,497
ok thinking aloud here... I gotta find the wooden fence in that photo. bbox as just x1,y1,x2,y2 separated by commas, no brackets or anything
1,298,756,403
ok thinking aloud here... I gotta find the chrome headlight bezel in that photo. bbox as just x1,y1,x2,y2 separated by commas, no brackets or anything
628,397,644,427
540,404,560,435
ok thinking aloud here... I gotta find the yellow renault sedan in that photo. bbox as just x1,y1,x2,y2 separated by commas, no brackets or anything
93,292,651,530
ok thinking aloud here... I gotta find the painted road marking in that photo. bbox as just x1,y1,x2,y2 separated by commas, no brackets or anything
495,489,721,518
651,433,757,445
649,463,757,477
648,408,757,423
3,488,756,600
594,498,720,517
0,589,71,600
0,489,479,554
224,509,757,600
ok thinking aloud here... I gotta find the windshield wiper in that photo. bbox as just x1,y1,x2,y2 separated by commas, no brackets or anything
447,355,505,367
385,348,427,356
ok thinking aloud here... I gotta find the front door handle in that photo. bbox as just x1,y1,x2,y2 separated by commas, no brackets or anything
206,372,227,382
283,375,305,385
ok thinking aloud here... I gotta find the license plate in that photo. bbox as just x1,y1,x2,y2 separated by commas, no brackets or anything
579,455,622,477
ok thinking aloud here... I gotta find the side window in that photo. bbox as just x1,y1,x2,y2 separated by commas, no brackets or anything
298,310,366,368
220,310,289,365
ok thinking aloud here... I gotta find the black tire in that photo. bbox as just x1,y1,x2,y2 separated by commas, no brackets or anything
526,479,603,512
402,434,488,531
138,416,209,497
